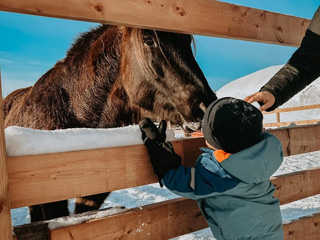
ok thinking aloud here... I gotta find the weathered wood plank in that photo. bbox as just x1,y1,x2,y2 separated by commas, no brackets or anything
283,212,320,240
272,167,320,205
49,198,207,240
269,124,320,156
7,140,194,209
181,137,204,167
264,104,320,114
8,144,157,209
0,0,308,46
49,200,320,240
264,120,320,128
0,71,13,239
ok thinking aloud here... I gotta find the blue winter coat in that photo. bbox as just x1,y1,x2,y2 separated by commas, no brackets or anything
162,132,284,240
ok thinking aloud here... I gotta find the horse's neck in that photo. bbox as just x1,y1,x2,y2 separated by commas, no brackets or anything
98,78,142,128
62,33,122,127
55,27,142,128
61,64,141,128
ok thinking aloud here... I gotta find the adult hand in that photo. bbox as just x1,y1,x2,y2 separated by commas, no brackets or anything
244,91,276,112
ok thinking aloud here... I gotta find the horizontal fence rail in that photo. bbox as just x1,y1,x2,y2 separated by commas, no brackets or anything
283,212,320,240
264,104,320,114
48,200,320,240
13,164,320,240
46,200,320,240
0,0,309,46
264,119,320,128
264,104,320,128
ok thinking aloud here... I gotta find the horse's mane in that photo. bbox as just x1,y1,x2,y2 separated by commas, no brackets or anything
66,25,112,58
55,24,123,97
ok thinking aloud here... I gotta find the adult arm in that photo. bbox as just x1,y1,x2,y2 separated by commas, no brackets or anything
245,7,320,111
261,29,320,111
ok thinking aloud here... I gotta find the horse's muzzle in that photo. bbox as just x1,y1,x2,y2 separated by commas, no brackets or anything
182,121,202,133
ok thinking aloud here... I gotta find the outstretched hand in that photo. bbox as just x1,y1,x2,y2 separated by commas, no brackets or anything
139,118,181,187
244,91,276,112
139,118,167,147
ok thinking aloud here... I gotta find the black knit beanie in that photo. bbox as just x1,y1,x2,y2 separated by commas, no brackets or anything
202,97,263,153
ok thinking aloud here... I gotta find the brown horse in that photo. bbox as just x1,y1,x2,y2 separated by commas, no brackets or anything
3,24,217,222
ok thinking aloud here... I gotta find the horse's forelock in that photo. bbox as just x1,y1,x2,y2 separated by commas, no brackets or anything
129,28,158,77
191,35,196,56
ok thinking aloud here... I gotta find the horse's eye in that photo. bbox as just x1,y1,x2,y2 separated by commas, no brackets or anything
143,37,157,47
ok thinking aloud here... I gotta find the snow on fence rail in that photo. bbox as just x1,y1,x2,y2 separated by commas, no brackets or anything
0,0,319,240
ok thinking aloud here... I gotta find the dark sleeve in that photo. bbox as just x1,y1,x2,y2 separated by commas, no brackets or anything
162,161,240,200
260,29,320,111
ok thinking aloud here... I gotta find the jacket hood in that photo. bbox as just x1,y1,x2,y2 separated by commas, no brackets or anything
218,132,283,184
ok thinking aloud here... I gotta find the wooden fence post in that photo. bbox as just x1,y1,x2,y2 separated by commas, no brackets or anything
276,112,280,127
0,70,13,240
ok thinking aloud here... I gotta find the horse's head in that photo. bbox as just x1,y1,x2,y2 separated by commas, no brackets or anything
121,27,218,132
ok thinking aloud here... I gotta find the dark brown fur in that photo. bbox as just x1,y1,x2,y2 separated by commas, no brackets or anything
3,25,217,221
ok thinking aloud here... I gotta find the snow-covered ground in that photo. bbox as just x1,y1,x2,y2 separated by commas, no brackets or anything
218,65,320,123
9,65,320,239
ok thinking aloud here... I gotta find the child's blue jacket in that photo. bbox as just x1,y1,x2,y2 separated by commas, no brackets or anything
162,132,284,240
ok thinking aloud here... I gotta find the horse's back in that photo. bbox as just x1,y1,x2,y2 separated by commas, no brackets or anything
3,87,32,127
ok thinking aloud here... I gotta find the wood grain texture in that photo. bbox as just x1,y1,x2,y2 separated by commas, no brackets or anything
50,198,207,240
283,212,320,240
0,0,309,46
264,120,320,128
268,124,320,156
7,140,196,208
272,167,320,205
50,200,320,240
264,104,320,114
0,71,13,240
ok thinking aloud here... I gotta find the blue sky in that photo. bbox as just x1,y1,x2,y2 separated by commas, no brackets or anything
0,0,319,96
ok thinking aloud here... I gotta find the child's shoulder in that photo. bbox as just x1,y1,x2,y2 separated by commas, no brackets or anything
196,148,232,178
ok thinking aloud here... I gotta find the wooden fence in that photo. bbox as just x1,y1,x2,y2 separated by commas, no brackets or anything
191,103,320,136
264,104,320,128
0,0,319,239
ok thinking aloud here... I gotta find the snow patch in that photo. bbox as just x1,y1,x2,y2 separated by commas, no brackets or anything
48,206,127,230
5,125,176,157
217,65,320,124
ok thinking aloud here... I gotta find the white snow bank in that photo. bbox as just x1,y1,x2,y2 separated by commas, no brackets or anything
5,125,176,157
217,65,320,124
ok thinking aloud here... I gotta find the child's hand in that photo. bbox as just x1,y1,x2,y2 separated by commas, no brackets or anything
139,118,166,147
139,118,181,187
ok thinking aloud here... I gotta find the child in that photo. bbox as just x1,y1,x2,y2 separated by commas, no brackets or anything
139,97,284,240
